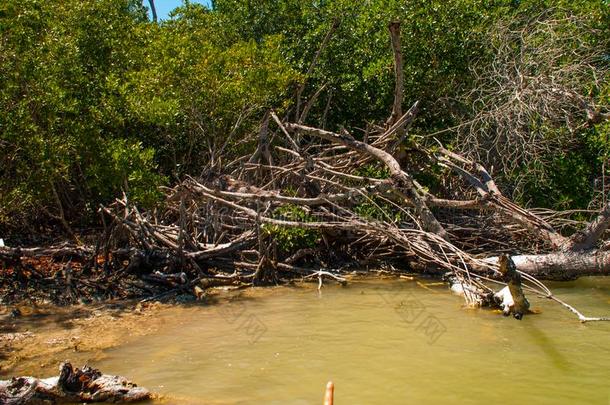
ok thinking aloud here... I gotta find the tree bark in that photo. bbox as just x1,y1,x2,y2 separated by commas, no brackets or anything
436,146,568,249
0,362,150,404
284,122,448,239
566,201,610,251
148,0,157,22
483,250,610,280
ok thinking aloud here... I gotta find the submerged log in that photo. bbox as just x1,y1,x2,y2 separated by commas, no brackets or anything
0,362,150,404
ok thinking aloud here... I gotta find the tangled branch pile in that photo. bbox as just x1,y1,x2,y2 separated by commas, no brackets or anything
454,12,609,203
7,101,607,320
1,19,608,323
2,105,609,323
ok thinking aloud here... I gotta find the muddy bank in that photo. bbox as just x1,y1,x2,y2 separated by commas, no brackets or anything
0,301,178,378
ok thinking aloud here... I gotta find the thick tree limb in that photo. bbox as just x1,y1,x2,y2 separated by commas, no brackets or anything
567,201,610,251
147,0,157,22
271,112,300,152
187,231,256,259
436,146,568,248
0,244,93,261
284,122,448,239
189,176,393,206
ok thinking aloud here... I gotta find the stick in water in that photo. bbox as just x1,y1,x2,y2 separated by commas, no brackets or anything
324,381,334,405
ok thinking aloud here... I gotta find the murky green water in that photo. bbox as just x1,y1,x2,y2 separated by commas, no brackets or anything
94,277,610,404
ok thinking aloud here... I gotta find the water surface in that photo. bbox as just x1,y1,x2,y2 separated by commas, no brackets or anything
96,277,610,404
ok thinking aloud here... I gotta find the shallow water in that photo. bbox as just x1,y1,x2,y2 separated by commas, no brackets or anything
91,277,610,404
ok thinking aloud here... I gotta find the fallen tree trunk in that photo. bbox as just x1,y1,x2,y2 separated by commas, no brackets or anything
483,250,610,280
0,362,150,404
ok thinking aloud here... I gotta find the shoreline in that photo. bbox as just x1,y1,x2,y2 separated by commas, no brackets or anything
0,275,413,378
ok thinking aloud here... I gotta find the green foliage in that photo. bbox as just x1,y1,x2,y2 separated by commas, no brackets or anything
0,0,607,230
354,197,403,223
515,120,610,210
262,205,320,254
213,0,498,129
0,0,161,225
354,164,390,180
126,5,297,176
0,0,296,228
90,139,166,208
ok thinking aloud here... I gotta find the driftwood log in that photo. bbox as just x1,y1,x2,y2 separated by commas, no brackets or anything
0,362,150,404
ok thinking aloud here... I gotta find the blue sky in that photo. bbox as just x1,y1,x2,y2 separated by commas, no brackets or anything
147,0,212,20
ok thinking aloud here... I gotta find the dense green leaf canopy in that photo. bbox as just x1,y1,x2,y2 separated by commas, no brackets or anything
0,0,607,231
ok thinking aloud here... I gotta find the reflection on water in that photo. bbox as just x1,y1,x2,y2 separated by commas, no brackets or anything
92,278,610,404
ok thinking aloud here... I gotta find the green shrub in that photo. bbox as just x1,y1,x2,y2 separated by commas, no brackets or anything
262,205,321,254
